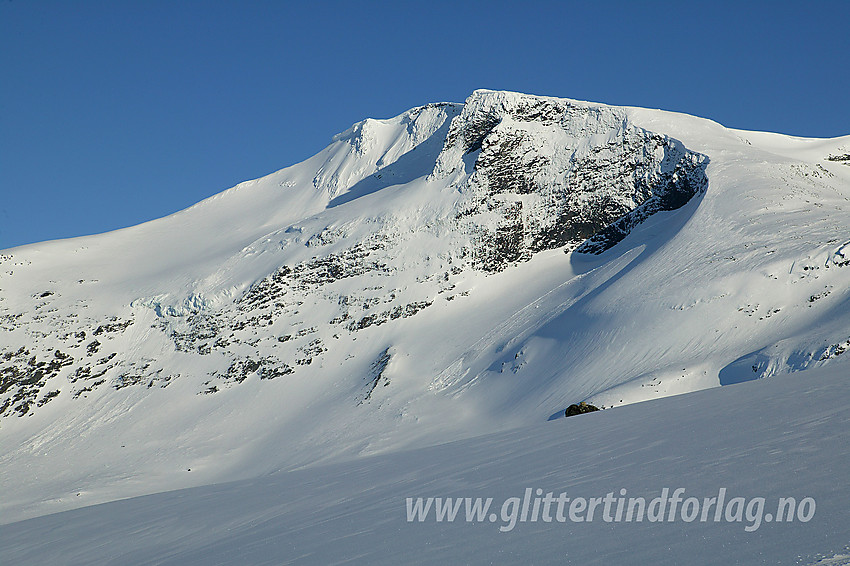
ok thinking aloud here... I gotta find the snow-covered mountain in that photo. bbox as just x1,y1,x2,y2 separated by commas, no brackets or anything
1,90,849,527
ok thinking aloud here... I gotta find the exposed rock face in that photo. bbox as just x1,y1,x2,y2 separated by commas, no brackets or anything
436,90,709,269
0,91,709,417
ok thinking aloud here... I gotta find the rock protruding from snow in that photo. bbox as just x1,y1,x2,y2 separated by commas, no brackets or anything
436,90,708,269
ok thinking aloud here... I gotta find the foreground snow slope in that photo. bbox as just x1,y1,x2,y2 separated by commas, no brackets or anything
1,90,849,523
1,361,848,565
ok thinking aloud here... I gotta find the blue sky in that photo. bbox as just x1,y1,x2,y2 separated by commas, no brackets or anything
2,0,848,249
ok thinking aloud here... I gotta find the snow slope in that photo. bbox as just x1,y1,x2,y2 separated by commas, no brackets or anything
1,90,849,529
1,361,848,565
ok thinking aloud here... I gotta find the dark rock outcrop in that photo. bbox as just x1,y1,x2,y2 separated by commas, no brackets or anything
565,402,600,417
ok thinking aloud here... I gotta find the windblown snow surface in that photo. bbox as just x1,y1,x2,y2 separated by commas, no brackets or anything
2,364,849,565
1,90,849,563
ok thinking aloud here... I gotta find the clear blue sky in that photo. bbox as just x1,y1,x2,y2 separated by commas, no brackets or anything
2,0,848,249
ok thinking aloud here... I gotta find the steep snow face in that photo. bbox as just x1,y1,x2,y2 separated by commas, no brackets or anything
315,102,460,200
1,90,849,523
